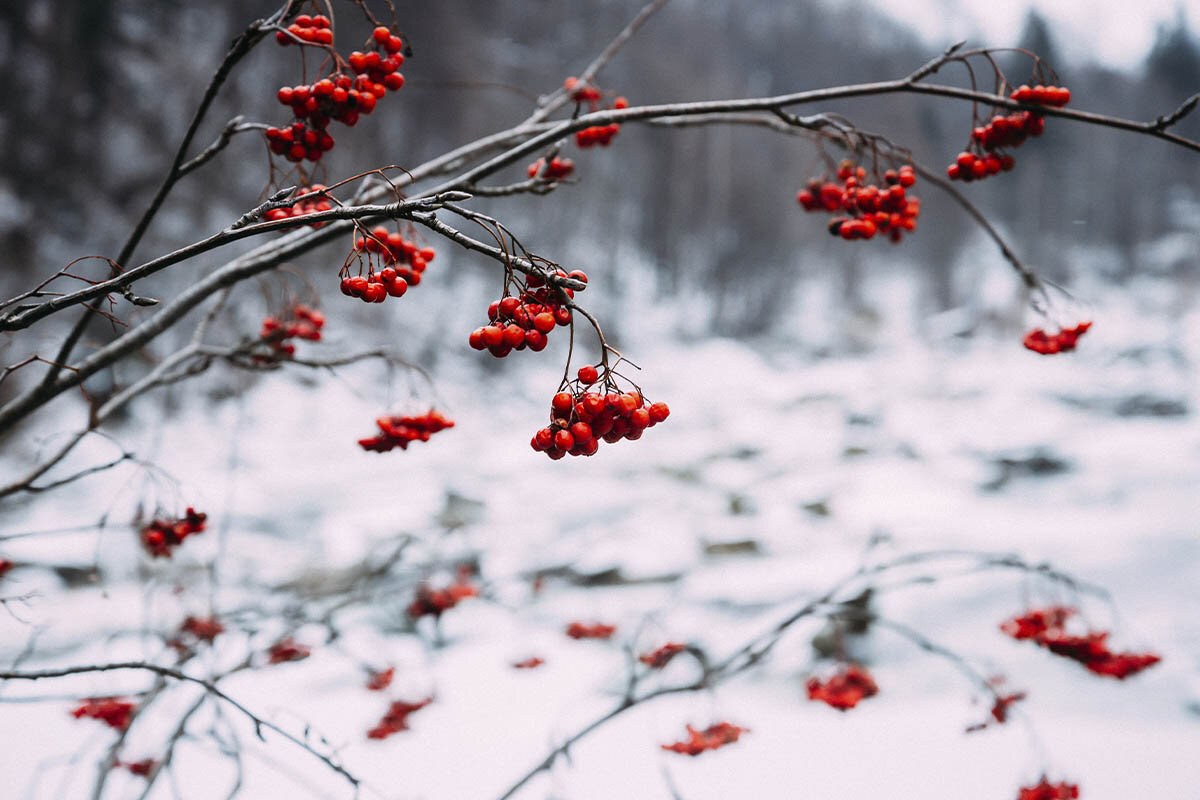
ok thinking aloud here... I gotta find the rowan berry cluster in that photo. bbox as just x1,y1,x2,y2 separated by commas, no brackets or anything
366,667,395,691
527,157,575,181
565,621,616,640
340,226,435,303
266,26,405,163
1000,607,1161,679
947,84,1069,182
512,656,545,669
1018,778,1080,800
566,79,627,148
406,578,478,619
469,270,584,357
179,615,225,643
264,185,334,227
357,410,455,453
797,161,921,243
266,637,311,664
806,664,879,710
367,697,432,739
121,759,157,777
1022,322,1091,355
531,368,669,459
140,507,207,558
966,683,1027,733
275,13,334,47
258,304,324,359
71,698,135,730
638,642,686,668
1011,84,1071,106
661,722,749,756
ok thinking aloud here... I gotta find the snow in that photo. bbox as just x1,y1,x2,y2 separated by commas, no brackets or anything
2,265,1199,799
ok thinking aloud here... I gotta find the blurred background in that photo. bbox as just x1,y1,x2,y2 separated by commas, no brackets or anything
1,2,1198,799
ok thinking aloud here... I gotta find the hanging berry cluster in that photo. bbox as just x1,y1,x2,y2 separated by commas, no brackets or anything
797,161,920,243
257,304,324,359
512,656,545,669
947,84,1070,182
340,226,435,303
1000,607,1161,679
275,13,334,46
1022,321,1091,355
121,759,158,777
71,698,135,730
266,637,311,664
365,667,395,691
140,507,207,558
406,578,479,619
564,78,628,148
266,25,405,163
661,722,749,756
357,410,455,453
966,682,1026,733
179,615,224,644
527,157,575,181
531,368,670,459
1018,778,1080,800
1011,84,1071,107
565,621,617,640
264,185,334,227
639,642,687,668
367,697,432,739
469,270,584,358
806,663,879,710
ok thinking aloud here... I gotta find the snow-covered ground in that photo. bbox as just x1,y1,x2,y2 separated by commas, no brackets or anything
2,266,1199,800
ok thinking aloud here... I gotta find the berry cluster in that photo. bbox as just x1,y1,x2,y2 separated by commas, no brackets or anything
140,507,207,558
1022,321,1091,355
341,226,436,303
275,13,334,47
179,615,224,643
661,722,749,756
357,410,455,453
966,685,1027,733
806,664,879,710
947,85,1069,182
527,157,575,181
797,162,920,243
531,370,669,460
121,759,157,777
469,270,584,357
565,621,616,640
406,578,479,619
366,667,395,691
638,642,687,668
367,697,432,740
512,656,545,669
264,185,334,227
1000,607,1161,679
71,698,135,730
267,637,311,664
1011,84,1071,106
258,304,325,359
567,81,627,148
266,26,405,163
1018,778,1080,800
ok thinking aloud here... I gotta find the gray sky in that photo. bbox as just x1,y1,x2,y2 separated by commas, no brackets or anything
874,0,1200,68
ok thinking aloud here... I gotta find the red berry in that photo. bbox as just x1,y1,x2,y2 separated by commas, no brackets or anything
578,365,599,384
554,430,575,451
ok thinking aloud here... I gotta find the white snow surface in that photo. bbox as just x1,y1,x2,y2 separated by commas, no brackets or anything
1,269,1199,800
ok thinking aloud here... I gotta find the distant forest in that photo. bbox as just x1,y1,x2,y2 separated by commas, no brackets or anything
2,0,1198,333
